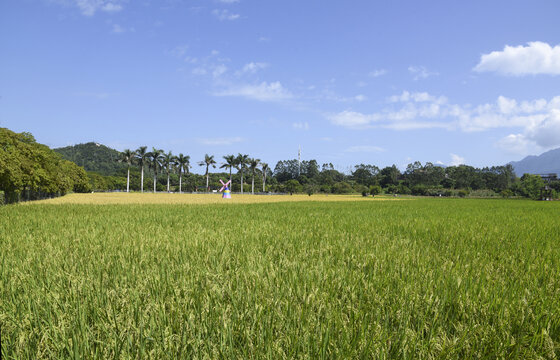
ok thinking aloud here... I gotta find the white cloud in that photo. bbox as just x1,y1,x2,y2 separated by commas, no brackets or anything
192,67,207,76
328,110,376,128
388,91,447,104
384,121,452,131
314,87,369,104
236,62,268,75
73,0,124,16
212,9,240,21
450,153,465,166
293,122,309,130
328,91,560,150
527,109,560,147
496,134,533,155
408,66,438,80
111,24,124,33
111,24,132,33
368,69,387,78
212,64,227,78
197,137,244,146
345,145,385,153
474,41,560,76
168,45,189,58
101,2,121,13
214,81,293,102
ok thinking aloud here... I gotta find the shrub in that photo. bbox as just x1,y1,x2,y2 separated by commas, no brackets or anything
332,182,353,194
369,185,382,197
397,184,411,195
411,185,427,196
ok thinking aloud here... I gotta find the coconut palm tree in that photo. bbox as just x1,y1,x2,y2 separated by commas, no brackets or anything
149,148,164,193
261,162,269,192
119,149,134,193
220,154,236,187
248,158,260,194
198,154,216,191
135,146,149,193
236,153,249,194
161,151,174,193
174,153,190,193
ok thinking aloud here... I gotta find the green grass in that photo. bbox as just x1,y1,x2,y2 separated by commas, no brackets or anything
1,198,559,358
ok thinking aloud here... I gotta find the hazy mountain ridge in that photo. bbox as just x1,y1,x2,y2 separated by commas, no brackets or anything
508,148,560,177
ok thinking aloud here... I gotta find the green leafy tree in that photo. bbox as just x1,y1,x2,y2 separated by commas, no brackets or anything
248,158,260,194
369,185,382,197
0,128,91,203
332,182,353,194
198,154,216,191
520,174,545,200
261,162,269,192
119,149,135,193
162,151,174,192
174,153,190,193
236,153,249,194
148,148,164,193
135,146,149,193
352,164,379,187
285,179,301,194
221,154,236,187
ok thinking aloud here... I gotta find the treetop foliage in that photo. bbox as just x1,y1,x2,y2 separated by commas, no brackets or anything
0,128,91,203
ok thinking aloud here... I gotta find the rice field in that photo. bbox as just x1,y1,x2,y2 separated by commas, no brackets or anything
28,192,400,205
1,195,559,358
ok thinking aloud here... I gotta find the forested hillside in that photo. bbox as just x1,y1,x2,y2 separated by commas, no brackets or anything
55,142,126,176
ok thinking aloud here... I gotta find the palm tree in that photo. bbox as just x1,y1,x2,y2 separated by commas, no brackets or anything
135,146,149,193
220,154,236,187
174,153,190,193
198,154,216,191
236,153,249,194
161,151,174,193
149,148,164,193
261,162,269,192
119,149,134,193
248,158,260,194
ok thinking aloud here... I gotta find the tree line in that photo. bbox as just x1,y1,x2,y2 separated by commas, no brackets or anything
2,127,558,203
105,146,559,200
118,147,269,195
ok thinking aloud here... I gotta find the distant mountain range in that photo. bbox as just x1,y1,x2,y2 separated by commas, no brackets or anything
508,147,560,177
54,142,126,176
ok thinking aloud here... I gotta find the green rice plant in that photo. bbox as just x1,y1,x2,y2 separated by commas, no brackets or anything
0,198,559,358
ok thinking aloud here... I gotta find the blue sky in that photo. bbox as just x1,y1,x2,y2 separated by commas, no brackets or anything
1,0,560,173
